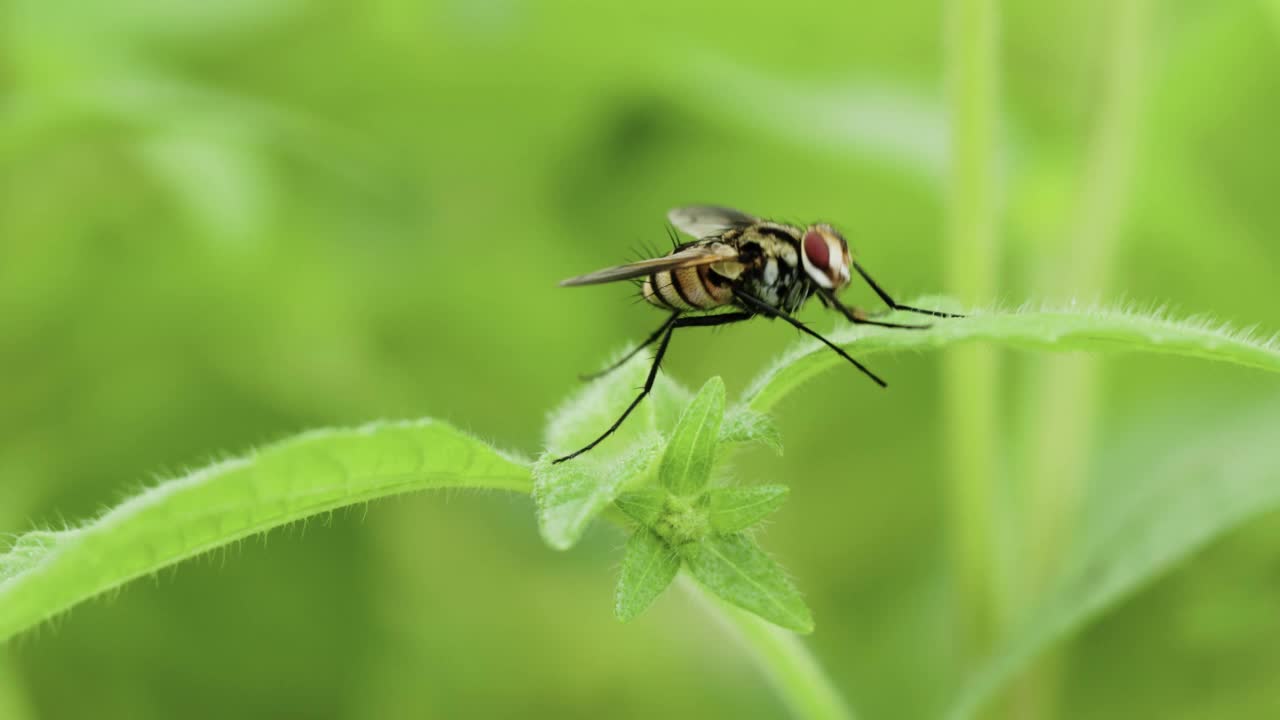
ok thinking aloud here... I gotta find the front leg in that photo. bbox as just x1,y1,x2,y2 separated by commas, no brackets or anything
733,289,887,388
850,260,966,319
816,287,932,330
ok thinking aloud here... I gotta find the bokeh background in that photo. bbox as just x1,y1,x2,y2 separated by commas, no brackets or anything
3,1,1279,718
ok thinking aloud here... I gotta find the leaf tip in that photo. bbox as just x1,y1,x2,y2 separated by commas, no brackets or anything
540,529,575,552
787,607,816,635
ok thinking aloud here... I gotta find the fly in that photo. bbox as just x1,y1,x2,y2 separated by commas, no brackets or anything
553,205,962,463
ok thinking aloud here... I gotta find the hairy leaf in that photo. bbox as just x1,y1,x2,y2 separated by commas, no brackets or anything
683,533,813,633
615,488,668,529
708,486,790,534
535,346,678,550
544,348,654,458
746,300,1280,412
533,438,662,551
660,377,726,496
649,372,695,437
0,420,530,644
720,405,784,454
615,529,680,622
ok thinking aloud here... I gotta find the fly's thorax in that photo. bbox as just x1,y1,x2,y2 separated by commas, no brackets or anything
734,228,809,313
740,266,809,313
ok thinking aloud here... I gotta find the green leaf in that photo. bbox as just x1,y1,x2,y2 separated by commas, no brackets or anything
682,534,813,633
659,376,726,496
745,300,1280,412
533,438,662,551
707,486,790,534
947,398,1280,719
0,420,530,644
615,488,668,529
535,345,674,550
544,348,654,459
719,405,784,454
649,373,694,436
615,529,680,622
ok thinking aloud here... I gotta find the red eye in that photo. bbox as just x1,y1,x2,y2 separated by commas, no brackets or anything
803,231,829,269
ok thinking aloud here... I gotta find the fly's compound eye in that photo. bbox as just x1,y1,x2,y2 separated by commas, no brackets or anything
801,229,846,289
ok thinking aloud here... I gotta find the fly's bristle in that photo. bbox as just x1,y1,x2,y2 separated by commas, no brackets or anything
630,280,651,306
665,224,680,249
628,239,664,263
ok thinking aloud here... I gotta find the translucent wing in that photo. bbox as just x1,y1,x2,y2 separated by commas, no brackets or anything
667,205,758,239
559,243,738,287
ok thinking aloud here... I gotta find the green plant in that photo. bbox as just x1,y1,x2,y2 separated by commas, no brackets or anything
3,303,1277,719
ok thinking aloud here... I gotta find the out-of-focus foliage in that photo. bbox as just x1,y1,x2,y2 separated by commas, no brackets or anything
2,0,1278,718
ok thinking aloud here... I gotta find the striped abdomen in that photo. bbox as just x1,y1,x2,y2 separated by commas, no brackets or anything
642,265,734,311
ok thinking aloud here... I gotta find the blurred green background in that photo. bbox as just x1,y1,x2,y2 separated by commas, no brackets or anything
3,0,1279,718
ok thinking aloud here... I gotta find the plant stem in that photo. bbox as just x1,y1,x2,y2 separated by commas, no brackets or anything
681,575,853,720
1011,1,1149,716
1024,0,1149,581
942,0,1003,665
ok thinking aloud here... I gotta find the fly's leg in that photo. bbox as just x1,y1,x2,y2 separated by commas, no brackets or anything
851,260,966,319
579,312,753,381
554,312,752,463
579,319,673,381
816,287,933,330
734,289,888,388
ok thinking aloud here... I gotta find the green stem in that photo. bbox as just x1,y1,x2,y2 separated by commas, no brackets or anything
1011,1,1149,716
681,575,853,720
943,0,1003,663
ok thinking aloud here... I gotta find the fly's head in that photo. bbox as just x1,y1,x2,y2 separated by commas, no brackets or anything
799,223,852,291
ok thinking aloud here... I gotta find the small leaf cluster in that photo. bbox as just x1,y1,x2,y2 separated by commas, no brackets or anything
531,357,804,633
611,378,811,633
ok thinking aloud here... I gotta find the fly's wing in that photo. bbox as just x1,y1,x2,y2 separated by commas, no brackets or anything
559,243,738,287
667,205,758,239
